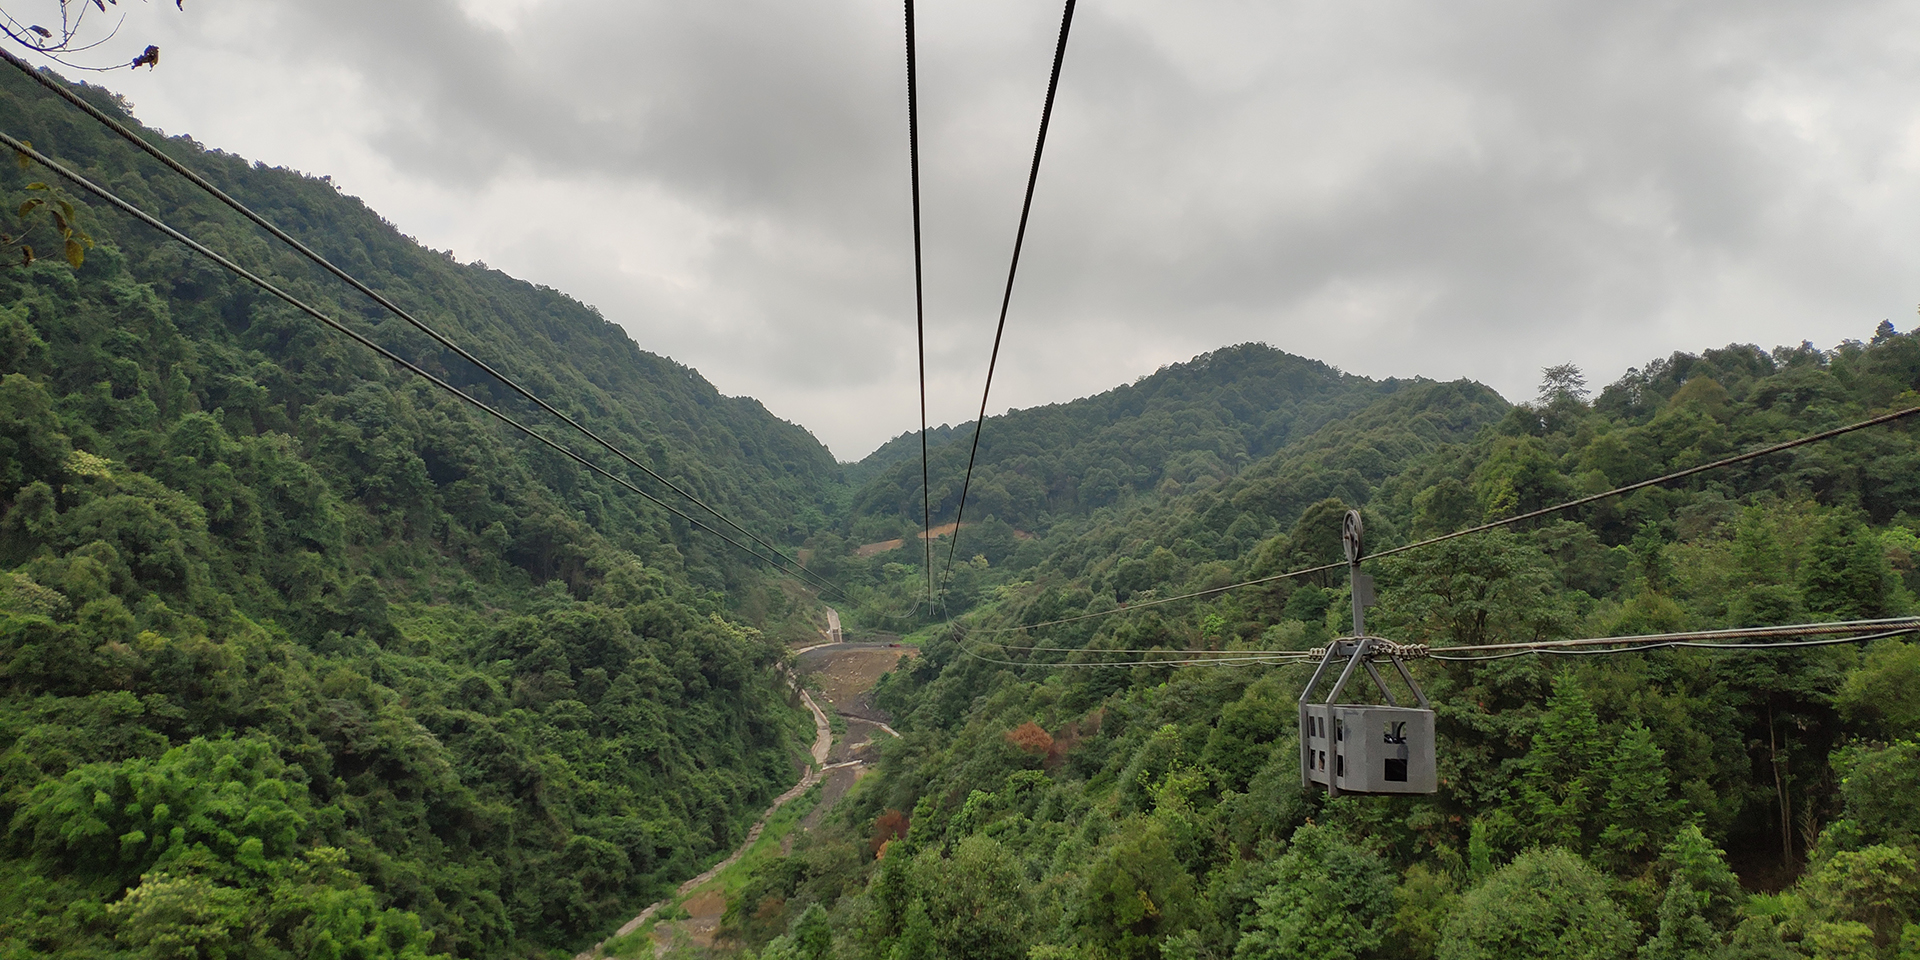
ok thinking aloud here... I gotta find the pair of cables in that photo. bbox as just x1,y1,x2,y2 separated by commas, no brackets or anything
1423,618,1920,662
956,395,1920,644
952,397,1920,668
0,48,854,603
960,619,1920,671
0,130,859,605
899,0,1079,608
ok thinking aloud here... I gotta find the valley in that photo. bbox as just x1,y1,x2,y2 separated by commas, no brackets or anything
1,58,1918,960
588,622,912,958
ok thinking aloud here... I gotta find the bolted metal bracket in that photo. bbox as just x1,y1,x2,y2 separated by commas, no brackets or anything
1299,639,1433,797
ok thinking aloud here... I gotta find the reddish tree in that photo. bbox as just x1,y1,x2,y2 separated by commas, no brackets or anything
871,808,910,858
1043,709,1103,771
1006,721,1054,757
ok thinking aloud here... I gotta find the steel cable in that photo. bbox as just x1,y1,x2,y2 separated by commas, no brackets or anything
1,130,858,604
941,0,1077,586
971,616,1920,656
0,47,841,597
963,623,1918,670
904,0,934,611
1426,627,1918,661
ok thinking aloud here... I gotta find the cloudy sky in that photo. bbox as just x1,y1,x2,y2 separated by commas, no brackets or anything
18,0,1920,458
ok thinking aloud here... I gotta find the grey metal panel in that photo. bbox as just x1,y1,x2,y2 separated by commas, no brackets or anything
1301,705,1436,795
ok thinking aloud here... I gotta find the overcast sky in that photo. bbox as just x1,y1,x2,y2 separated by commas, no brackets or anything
18,0,1920,459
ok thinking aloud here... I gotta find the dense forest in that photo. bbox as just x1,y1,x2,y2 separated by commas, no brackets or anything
5,57,1920,960
732,332,1920,960
0,65,839,958
846,346,1418,541
814,345,1485,619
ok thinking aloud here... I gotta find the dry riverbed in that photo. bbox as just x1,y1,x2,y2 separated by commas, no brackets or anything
580,620,914,959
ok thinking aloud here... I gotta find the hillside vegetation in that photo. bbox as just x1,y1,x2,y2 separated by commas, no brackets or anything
0,67,841,958
8,56,1920,960
848,344,1414,539
735,329,1920,960
817,345,1485,619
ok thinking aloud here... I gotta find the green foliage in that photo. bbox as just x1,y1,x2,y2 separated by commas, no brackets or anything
1200,678,1289,792
1439,848,1637,960
1080,818,1197,958
108,847,442,960
1597,722,1682,870
1638,878,1717,960
1235,824,1393,960
754,902,832,960
1840,640,1920,740
1834,741,1920,850
1801,513,1893,620
1657,825,1742,931
1380,528,1569,646
888,835,1034,960
18,736,305,887
1796,845,1920,955
1521,676,1608,849
1389,863,1459,960
0,65,832,958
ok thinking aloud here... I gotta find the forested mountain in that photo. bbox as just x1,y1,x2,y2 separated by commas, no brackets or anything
841,423,964,489
729,328,1920,960
7,52,1920,960
844,344,1417,542
0,67,840,958
818,352,1506,623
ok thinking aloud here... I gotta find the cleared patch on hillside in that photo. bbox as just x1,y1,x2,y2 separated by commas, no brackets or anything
796,644,915,718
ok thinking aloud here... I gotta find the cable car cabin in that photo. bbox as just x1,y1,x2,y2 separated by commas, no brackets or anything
1299,520,1439,796
1299,703,1436,795
1297,632,1438,796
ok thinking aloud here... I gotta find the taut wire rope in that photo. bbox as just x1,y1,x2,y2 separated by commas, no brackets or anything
959,620,1920,669
0,47,840,597
971,615,1920,655
904,0,933,611
1425,625,1920,661
941,0,1077,587
0,130,859,605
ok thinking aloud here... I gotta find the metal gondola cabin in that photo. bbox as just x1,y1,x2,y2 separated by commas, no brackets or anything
1298,511,1438,796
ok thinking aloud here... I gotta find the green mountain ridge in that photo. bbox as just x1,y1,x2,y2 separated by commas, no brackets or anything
812,360,1508,623
6,59,1920,960
843,421,965,490
844,344,1432,543
0,66,841,958
732,331,1920,960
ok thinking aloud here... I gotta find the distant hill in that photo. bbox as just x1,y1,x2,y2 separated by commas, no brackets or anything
844,343,1431,540
843,421,968,488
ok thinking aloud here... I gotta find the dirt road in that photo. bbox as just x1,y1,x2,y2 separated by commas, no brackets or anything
574,686,831,960
577,627,914,959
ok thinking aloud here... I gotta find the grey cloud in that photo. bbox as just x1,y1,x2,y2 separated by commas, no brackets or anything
67,0,1920,457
